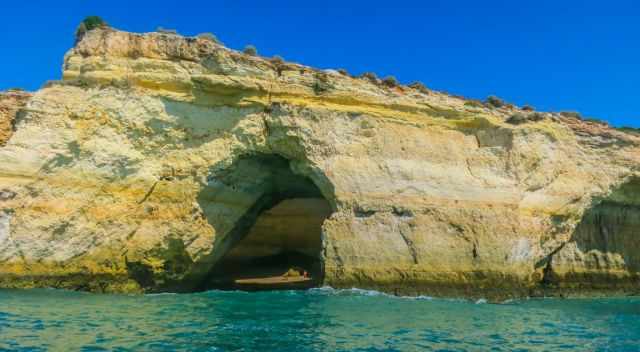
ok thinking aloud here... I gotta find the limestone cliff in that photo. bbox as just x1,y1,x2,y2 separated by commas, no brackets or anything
0,27,638,299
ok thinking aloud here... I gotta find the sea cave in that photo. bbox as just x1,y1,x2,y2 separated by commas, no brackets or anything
196,154,334,291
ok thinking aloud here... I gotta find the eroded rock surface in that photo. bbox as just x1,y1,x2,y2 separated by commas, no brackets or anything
0,90,32,146
0,27,638,299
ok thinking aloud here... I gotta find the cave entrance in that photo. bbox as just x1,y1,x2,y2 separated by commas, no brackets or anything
216,198,332,290
198,154,333,291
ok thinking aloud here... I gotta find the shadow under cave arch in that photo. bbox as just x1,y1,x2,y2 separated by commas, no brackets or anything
194,153,336,291
540,176,640,292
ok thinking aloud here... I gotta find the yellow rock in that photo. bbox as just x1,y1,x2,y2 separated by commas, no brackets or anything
0,27,638,299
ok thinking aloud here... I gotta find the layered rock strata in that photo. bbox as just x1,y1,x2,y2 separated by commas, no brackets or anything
0,27,638,299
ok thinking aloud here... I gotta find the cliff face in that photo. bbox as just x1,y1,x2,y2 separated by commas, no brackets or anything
0,90,32,146
0,28,638,298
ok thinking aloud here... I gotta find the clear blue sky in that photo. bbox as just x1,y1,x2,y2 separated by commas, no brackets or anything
1,0,639,127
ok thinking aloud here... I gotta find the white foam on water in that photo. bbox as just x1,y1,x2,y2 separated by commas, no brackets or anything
146,292,179,296
186,285,536,305
309,286,437,301
307,286,546,305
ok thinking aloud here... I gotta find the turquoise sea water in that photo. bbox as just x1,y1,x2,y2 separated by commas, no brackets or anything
0,288,639,351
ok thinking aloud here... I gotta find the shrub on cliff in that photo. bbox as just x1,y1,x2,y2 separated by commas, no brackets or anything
157,27,178,35
506,113,528,125
464,100,484,108
382,76,399,87
506,112,546,125
313,72,332,95
485,95,505,108
529,112,546,122
584,117,608,126
617,126,640,134
560,111,583,120
522,104,535,111
243,45,258,56
270,55,284,65
82,16,107,31
408,82,429,94
270,55,285,75
198,32,221,44
359,72,379,83
75,16,108,42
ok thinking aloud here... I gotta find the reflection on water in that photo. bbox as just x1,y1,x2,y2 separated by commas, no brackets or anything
0,288,639,351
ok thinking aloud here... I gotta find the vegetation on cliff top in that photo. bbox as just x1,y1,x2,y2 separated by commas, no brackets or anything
506,112,546,125
617,126,640,134
75,16,108,42
559,111,583,120
243,45,258,56
65,19,638,134
382,76,399,88
408,82,430,94
197,32,222,44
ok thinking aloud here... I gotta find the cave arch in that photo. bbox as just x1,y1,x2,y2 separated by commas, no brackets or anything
544,176,640,292
196,153,334,291
571,177,640,272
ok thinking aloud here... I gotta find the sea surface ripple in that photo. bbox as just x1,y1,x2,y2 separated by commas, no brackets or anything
0,287,639,351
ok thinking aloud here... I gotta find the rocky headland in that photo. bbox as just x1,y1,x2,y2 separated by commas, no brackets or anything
0,25,638,300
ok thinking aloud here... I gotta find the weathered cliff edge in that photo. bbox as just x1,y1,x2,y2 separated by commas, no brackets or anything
0,90,31,146
0,27,639,299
